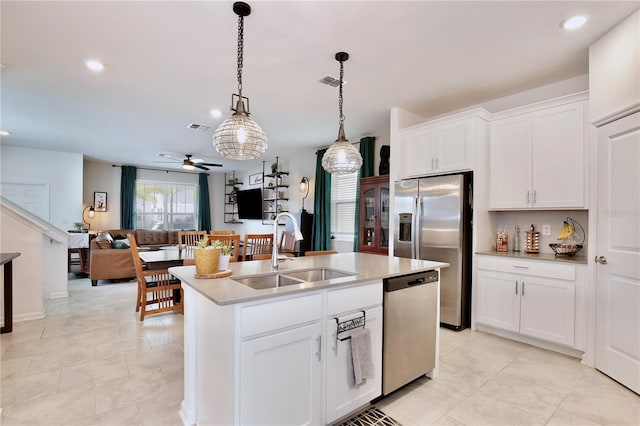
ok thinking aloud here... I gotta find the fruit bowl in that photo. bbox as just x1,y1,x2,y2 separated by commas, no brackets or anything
549,243,583,256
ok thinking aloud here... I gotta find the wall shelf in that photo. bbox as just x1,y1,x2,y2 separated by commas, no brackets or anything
224,171,243,224
262,157,288,224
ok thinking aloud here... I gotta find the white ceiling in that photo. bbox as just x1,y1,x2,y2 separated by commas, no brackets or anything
1,1,638,173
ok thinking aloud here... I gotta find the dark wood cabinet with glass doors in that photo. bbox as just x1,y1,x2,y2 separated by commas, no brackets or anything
359,176,389,254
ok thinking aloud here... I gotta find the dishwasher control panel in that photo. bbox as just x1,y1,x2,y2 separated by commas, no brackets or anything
383,270,438,292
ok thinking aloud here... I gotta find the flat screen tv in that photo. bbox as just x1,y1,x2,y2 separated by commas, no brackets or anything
236,188,263,220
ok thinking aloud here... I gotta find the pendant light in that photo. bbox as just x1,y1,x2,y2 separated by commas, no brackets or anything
321,52,362,175
213,2,267,160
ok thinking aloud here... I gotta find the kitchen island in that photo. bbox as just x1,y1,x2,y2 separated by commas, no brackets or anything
170,253,448,426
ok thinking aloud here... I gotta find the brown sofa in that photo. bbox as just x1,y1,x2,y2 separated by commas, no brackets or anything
89,229,179,286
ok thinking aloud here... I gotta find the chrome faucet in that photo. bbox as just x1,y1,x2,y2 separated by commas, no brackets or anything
272,212,304,270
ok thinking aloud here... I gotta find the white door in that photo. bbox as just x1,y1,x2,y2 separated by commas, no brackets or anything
476,270,520,332
595,111,640,394
325,307,383,424
489,115,531,209
519,275,575,346
240,322,322,425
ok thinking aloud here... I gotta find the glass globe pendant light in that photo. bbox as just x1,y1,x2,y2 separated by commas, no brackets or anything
322,52,362,175
213,2,267,160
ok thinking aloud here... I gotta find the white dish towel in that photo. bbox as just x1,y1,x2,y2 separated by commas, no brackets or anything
350,328,375,385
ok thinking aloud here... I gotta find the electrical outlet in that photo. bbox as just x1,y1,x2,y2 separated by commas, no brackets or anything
542,224,551,236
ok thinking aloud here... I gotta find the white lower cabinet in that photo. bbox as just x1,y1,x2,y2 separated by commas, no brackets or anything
325,307,383,424
182,281,383,426
240,322,322,426
476,256,576,347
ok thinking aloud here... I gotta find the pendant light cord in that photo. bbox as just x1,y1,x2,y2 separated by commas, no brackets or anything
237,14,244,98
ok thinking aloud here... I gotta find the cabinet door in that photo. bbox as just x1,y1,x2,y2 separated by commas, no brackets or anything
476,270,520,332
519,276,575,346
326,307,383,424
361,186,377,251
240,322,322,426
436,120,471,173
489,115,531,209
531,102,585,208
405,129,436,177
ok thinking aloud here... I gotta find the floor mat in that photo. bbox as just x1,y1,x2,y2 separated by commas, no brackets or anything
336,407,402,426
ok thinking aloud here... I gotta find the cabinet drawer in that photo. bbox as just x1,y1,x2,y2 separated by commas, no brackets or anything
327,281,382,316
240,293,322,338
477,255,575,280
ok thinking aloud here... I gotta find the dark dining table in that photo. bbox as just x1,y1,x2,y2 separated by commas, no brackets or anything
138,247,193,270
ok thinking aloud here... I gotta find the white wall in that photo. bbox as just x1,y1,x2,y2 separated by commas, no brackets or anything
1,146,83,230
0,208,46,322
589,9,640,124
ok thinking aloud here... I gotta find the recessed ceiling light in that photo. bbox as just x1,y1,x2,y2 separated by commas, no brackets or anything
561,15,589,30
85,59,104,72
0,130,10,136
210,109,222,119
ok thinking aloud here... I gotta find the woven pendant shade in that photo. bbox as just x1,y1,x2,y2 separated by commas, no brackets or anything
213,101,267,160
321,124,362,175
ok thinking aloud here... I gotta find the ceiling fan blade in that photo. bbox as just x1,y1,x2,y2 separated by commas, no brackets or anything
199,162,223,167
194,164,210,171
158,153,183,161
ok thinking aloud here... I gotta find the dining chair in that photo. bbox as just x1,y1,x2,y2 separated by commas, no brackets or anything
208,234,241,262
210,230,236,235
279,230,297,254
129,234,183,321
305,250,338,256
251,253,272,260
178,230,208,250
243,233,274,261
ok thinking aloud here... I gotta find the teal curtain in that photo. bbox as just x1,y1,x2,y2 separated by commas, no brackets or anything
353,137,376,251
120,166,137,229
311,149,332,251
198,173,212,231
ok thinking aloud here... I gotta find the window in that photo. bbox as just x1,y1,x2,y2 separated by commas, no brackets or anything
136,181,197,230
331,171,358,241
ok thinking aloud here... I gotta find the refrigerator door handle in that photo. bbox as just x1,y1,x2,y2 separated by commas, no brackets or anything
411,196,418,258
414,196,423,259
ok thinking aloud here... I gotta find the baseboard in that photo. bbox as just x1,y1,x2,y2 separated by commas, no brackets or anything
179,400,194,426
475,323,584,359
47,290,69,299
13,309,47,323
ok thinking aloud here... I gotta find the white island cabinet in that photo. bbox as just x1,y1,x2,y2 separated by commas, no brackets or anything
172,253,447,426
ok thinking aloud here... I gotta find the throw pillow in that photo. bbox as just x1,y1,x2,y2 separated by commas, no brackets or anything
111,241,130,249
94,232,114,249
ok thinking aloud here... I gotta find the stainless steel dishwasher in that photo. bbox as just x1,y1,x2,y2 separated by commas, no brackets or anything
382,270,438,395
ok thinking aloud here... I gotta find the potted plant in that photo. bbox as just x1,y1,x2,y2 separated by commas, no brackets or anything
271,162,278,174
193,238,221,275
73,222,83,232
211,240,231,271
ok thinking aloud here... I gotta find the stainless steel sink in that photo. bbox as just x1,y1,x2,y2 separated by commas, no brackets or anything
283,268,355,282
232,268,355,290
232,273,305,290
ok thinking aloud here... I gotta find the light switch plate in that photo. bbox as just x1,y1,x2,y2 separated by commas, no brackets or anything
542,224,551,236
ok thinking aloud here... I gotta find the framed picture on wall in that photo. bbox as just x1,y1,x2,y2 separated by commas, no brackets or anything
94,191,107,212
249,173,263,186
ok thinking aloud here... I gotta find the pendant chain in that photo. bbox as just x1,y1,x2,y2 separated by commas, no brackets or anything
338,60,344,125
237,15,244,97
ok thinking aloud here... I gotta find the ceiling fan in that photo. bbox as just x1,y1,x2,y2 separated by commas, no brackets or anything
154,153,222,171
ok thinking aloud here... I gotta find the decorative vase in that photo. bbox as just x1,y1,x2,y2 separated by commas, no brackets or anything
218,254,231,271
194,247,221,275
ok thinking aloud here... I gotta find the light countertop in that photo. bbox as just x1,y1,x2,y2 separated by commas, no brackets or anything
169,252,448,306
476,250,588,264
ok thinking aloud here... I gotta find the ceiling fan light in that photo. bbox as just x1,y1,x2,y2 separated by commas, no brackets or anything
182,163,195,170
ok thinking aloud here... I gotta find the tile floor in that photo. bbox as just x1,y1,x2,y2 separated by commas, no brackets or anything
1,276,639,425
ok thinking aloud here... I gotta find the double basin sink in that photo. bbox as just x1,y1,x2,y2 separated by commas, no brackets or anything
232,268,356,290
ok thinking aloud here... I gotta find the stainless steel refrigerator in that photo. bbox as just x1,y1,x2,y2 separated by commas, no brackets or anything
393,172,472,330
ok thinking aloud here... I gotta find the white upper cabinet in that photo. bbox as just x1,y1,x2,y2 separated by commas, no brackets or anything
400,110,489,179
489,96,587,209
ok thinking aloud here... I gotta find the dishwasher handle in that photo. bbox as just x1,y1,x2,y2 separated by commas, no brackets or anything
408,278,425,286
384,270,438,292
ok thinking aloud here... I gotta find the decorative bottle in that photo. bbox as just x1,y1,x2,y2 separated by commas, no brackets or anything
513,225,521,252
